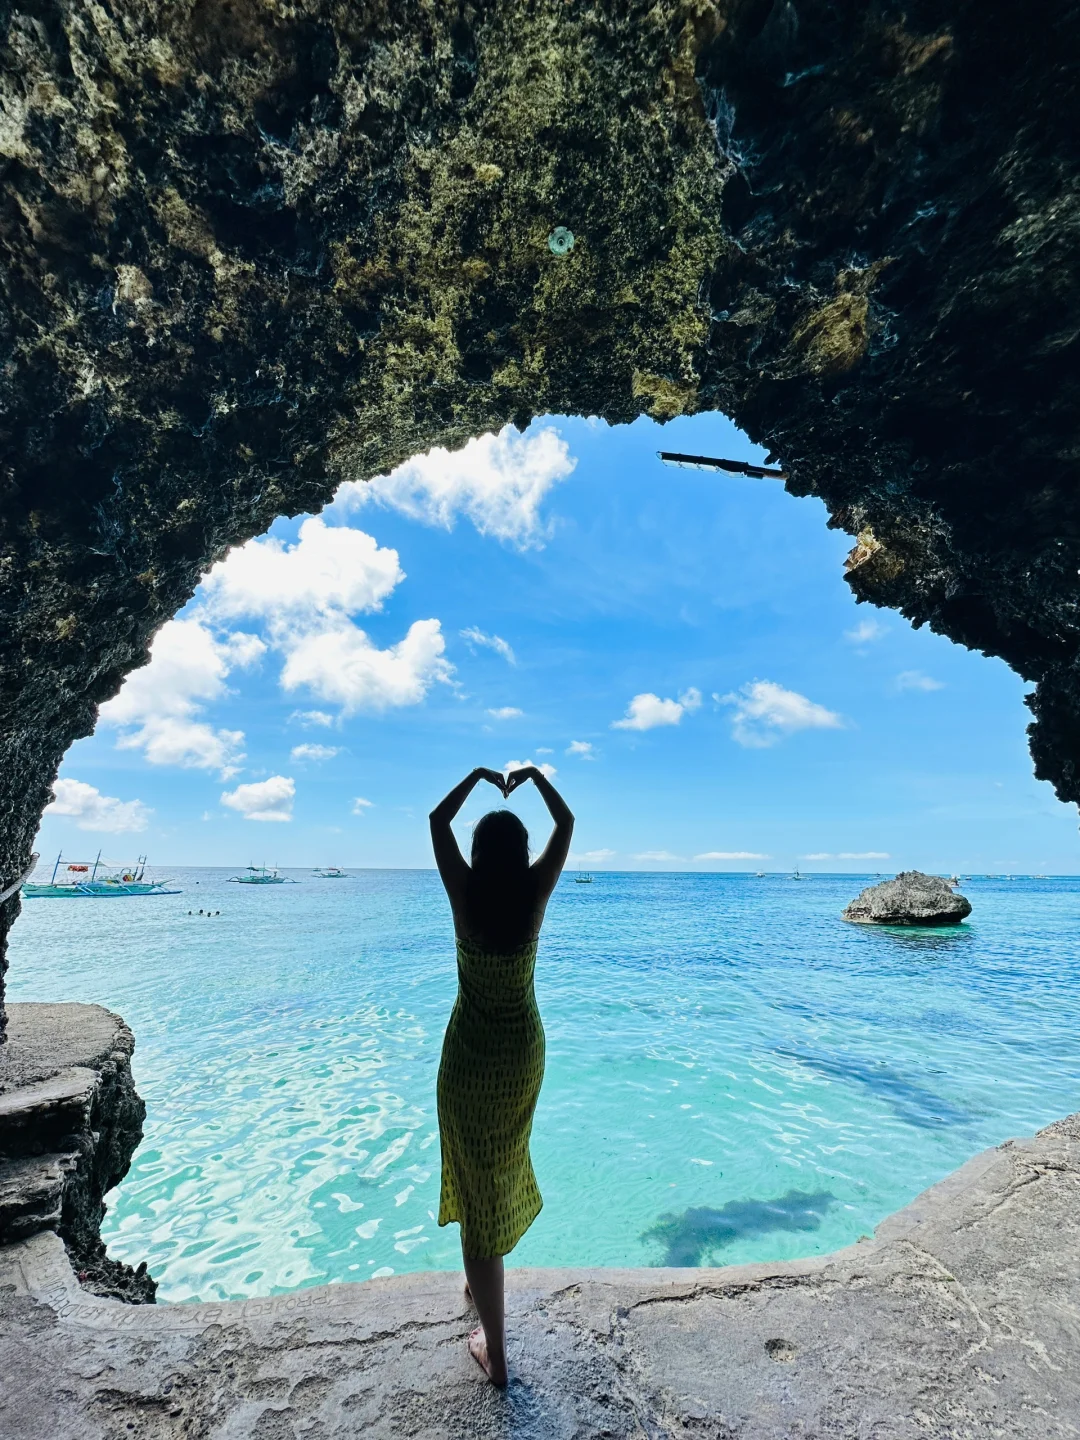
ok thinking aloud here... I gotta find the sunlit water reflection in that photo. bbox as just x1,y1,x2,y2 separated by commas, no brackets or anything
8,870,1079,1301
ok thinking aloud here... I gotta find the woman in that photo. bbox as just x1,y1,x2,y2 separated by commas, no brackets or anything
430,764,574,1386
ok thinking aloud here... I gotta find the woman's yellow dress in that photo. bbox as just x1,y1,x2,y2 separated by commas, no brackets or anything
437,934,545,1258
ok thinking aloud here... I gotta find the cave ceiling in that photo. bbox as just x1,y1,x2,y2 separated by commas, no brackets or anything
1,0,1079,1018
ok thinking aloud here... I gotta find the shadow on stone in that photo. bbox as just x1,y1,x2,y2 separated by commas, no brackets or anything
642,1188,836,1267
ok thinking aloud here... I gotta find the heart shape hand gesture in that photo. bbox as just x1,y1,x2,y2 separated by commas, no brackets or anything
503,767,531,796
474,765,539,799
474,766,511,797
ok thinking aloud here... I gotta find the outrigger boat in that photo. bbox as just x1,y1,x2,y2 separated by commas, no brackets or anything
574,873,594,884
228,865,295,885
312,866,347,878
23,852,180,898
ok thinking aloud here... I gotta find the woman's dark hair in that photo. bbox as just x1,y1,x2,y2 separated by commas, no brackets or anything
465,809,536,950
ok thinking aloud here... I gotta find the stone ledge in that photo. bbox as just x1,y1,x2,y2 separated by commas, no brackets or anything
1,1112,1077,1438
0,1003,154,1303
0,1068,97,1136
0,1004,135,1093
0,1154,75,1241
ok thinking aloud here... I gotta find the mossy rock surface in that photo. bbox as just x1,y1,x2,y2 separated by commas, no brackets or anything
2,0,1078,1017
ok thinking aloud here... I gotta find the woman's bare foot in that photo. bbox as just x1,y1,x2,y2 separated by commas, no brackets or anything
468,1327,508,1387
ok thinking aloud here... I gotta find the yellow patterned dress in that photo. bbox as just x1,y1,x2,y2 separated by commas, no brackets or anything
437,934,545,1258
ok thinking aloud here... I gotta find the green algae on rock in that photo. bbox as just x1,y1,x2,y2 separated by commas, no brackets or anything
2,0,1079,1027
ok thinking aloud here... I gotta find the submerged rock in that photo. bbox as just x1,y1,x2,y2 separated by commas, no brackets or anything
842,872,971,927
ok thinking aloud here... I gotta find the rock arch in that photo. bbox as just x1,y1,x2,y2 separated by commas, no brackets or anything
2,0,1078,1029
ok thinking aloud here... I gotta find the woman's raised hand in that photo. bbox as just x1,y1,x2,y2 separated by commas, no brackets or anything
474,766,510,796
503,766,539,796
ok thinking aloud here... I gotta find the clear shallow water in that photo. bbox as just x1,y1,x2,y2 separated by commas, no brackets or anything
8,870,1080,1302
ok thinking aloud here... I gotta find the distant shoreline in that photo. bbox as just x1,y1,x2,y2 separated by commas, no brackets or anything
25,865,1080,878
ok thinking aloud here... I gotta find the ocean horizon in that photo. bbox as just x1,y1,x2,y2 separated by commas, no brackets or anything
9,869,1080,1303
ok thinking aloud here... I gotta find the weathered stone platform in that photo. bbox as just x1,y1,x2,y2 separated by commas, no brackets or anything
0,1003,154,1302
2,1112,1077,1438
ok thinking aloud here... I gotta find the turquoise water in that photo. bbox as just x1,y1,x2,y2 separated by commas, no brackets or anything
8,870,1080,1302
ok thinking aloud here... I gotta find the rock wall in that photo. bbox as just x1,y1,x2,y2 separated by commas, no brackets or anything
2,0,1078,1022
0,1003,155,1302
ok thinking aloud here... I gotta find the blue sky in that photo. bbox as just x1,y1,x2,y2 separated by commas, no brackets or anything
39,412,1079,873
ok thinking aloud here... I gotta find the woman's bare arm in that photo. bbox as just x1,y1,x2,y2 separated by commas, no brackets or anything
506,767,574,901
430,768,506,909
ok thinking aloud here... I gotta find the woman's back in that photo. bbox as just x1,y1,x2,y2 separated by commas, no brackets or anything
460,808,539,951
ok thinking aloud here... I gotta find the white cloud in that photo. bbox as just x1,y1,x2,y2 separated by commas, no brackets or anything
571,849,616,864
44,778,151,833
332,424,576,549
720,680,843,748
115,717,246,776
197,518,452,717
567,740,594,757
803,851,890,861
281,618,451,713
612,687,701,732
614,694,681,730
461,628,516,665
291,710,335,728
352,797,374,815
536,747,554,755
98,618,265,778
487,706,523,720
505,758,557,779
845,619,887,644
632,850,683,863
221,775,295,823
695,851,770,861
290,744,340,762
200,517,403,622
895,670,945,693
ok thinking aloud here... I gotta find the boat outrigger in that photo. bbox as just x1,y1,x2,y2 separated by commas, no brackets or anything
228,865,295,885
23,852,181,898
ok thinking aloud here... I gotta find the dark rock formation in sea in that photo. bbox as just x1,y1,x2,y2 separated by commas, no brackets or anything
0,1003,156,1302
843,871,972,926
1,2,1077,1025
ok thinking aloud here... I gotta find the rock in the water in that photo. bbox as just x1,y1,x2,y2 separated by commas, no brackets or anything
842,871,971,927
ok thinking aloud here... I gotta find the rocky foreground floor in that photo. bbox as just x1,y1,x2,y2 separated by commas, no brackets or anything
1,1111,1078,1438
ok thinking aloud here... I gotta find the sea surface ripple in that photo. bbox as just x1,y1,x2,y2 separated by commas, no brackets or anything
8,869,1080,1301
